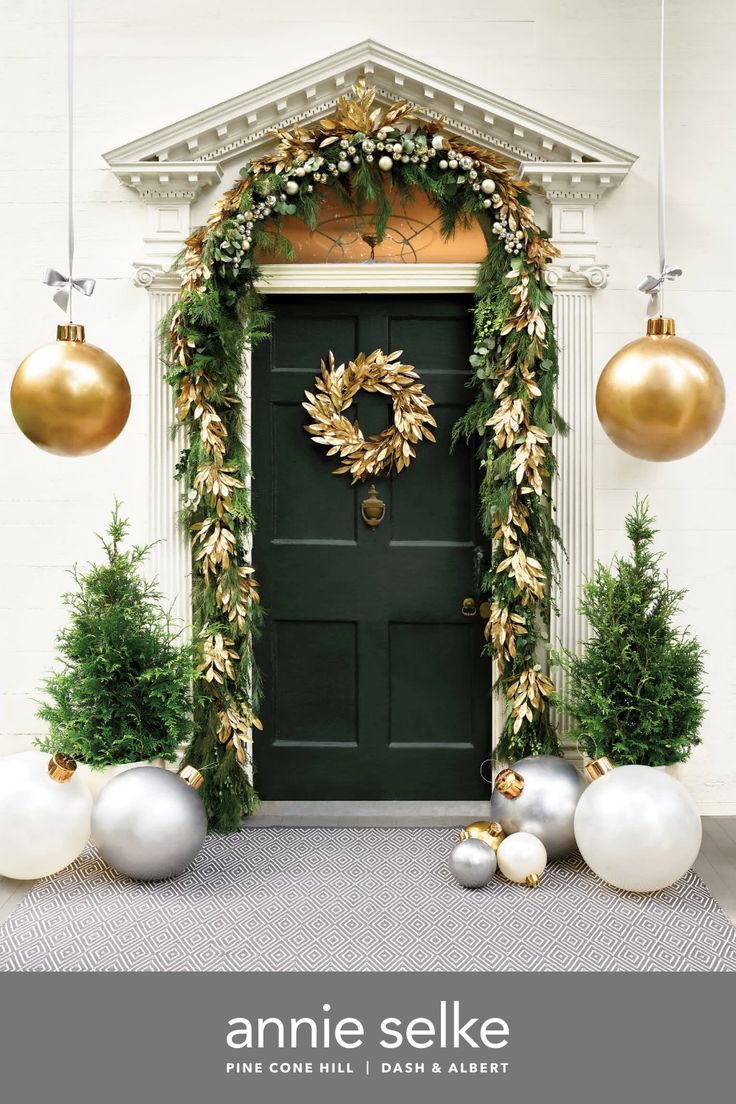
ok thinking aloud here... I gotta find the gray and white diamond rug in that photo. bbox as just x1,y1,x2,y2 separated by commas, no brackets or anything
1,827,735,972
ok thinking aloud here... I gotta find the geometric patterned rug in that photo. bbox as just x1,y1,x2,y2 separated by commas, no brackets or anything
1,827,735,972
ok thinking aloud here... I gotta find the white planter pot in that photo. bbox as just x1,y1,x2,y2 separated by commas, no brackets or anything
75,759,167,800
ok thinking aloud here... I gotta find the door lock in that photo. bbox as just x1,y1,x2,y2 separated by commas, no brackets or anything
461,598,477,617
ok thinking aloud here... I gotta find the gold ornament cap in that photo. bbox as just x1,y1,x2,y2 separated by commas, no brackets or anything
56,323,86,342
646,316,675,336
494,768,525,799
525,873,541,888
179,765,204,791
47,753,77,784
585,755,615,782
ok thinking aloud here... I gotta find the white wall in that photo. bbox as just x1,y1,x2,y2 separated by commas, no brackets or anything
1,0,734,810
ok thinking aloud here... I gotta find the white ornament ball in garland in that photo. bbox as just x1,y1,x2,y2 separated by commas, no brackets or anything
294,166,306,178
337,159,351,173
483,198,492,208
449,837,496,888
481,177,496,194
0,752,92,880
448,158,458,170
574,760,702,893
439,159,448,170
378,155,394,172
285,180,299,195
497,832,547,887
431,134,445,150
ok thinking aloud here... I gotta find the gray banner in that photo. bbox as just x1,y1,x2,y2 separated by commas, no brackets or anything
0,972,730,1103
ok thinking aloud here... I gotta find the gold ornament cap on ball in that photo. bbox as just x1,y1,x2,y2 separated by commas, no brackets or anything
596,317,725,462
11,324,131,457
47,753,78,784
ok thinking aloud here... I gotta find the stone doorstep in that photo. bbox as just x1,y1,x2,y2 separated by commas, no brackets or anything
245,801,489,828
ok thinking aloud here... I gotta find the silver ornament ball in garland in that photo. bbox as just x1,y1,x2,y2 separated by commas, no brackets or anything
91,765,207,881
449,837,497,888
490,754,584,860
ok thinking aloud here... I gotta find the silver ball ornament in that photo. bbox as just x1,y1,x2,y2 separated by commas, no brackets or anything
285,180,299,195
378,155,393,172
449,838,496,888
481,177,496,194
574,760,703,892
490,755,584,860
91,766,207,881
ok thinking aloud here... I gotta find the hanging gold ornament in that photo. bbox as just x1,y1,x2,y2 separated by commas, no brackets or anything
11,323,131,457
596,317,724,462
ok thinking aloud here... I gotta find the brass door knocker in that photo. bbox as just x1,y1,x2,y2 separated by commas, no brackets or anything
361,484,386,528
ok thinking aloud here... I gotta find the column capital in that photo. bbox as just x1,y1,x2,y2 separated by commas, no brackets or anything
133,262,181,292
545,262,609,291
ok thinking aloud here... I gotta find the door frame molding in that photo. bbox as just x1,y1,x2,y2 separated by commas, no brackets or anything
142,260,601,759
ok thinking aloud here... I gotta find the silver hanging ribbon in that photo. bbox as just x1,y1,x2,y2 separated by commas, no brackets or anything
638,264,682,317
43,267,95,313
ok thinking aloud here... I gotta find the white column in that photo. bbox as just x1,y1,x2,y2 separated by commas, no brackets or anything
546,262,607,748
135,266,191,635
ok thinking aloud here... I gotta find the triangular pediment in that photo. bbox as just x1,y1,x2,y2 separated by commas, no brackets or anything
104,40,636,202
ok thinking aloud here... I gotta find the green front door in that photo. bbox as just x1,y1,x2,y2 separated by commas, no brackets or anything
252,294,490,799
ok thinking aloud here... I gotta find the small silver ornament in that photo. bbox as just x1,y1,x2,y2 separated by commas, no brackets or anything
378,155,393,172
285,180,299,195
449,838,496,888
490,755,584,861
91,766,207,881
481,177,496,194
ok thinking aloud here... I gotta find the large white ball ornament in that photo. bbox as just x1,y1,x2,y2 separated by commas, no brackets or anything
574,759,702,892
481,177,496,194
91,765,207,881
497,832,547,887
284,180,299,195
378,155,394,172
0,752,92,879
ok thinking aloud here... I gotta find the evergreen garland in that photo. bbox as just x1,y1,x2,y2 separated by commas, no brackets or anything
164,81,565,828
554,498,706,766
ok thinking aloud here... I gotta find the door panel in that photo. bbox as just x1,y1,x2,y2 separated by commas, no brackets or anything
252,294,490,799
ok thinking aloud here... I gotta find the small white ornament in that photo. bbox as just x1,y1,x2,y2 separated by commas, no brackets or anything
431,134,445,150
483,198,492,208
295,166,306,178
392,143,403,154
439,159,448,170
481,177,496,194
378,155,393,172
448,158,458,170
285,180,299,195
337,159,351,173
497,832,547,887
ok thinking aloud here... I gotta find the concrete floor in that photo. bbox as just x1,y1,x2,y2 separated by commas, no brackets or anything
1,815,734,930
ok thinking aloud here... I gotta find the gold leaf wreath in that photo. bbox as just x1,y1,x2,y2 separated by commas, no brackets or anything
303,349,437,483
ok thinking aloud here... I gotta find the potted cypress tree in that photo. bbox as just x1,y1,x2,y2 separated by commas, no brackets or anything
554,497,706,769
36,504,196,797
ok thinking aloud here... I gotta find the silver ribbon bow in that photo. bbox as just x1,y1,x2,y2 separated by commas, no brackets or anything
43,267,96,312
638,264,682,317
